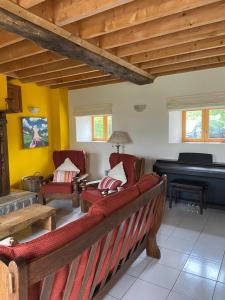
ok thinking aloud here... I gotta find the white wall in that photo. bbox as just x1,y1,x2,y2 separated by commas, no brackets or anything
69,68,225,178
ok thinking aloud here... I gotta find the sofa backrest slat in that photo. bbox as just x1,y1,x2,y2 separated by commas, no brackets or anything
27,181,163,286
62,257,80,300
40,273,55,300
89,231,113,299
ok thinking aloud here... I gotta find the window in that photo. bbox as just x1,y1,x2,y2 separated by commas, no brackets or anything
92,115,112,141
182,108,225,142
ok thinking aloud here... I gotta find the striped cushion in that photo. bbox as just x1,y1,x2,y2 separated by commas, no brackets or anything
98,176,122,190
53,171,77,183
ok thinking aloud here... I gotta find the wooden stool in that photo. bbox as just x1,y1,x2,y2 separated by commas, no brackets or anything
169,180,208,215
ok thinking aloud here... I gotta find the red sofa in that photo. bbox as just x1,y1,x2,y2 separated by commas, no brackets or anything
0,173,166,300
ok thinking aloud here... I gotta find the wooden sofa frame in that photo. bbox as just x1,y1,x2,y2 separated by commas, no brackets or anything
0,175,166,300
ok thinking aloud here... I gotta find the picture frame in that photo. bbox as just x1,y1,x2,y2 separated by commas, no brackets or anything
21,117,49,149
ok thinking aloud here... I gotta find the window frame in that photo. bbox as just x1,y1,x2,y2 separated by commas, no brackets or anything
91,115,112,142
182,108,225,143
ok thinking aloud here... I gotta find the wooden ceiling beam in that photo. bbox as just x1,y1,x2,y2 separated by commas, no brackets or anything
68,79,123,90
148,55,225,75
116,21,225,57
39,71,111,87
20,66,96,82
18,0,46,9
128,36,225,64
99,1,225,49
14,59,85,78
140,46,225,69
0,52,65,73
0,0,153,85
54,0,135,26
72,0,222,40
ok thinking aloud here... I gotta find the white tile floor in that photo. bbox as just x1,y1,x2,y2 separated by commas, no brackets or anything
105,202,225,300
18,200,225,300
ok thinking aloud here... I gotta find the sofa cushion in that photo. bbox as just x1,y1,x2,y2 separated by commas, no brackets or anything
89,185,140,217
137,173,160,194
41,182,73,194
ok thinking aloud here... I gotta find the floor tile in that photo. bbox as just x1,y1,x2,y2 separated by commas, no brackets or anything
157,233,169,247
158,248,189,270
171,227,200,242
213,282,225,300
191,240,224,262
163,236,195,254
122,279,169,300
127,256,151,277
218,263,225,283
173,271,216,300
167,291,197,300
103,296,118,300
183,256,221,280
158,224,176,236
108,274,136,299
139,261,180,289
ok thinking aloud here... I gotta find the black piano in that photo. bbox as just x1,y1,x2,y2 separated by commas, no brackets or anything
153,153,225,208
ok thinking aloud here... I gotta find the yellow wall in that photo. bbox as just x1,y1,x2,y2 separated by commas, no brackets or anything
0,75,69,188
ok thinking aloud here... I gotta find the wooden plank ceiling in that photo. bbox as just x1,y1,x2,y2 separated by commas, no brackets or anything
0,0,225,89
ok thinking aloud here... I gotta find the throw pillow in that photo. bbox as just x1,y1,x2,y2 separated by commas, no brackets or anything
98,176,122,190
53,171,77,183
108,161,127,186
56,158,80,172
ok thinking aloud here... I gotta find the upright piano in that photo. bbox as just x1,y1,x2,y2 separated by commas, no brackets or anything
153,153,225,208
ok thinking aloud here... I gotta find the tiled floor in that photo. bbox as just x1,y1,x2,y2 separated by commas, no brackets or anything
105,202,225,300
18,200,225,300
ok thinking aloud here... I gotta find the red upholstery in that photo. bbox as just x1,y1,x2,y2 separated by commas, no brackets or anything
53,150,86,175
41,182,73,194
81,189,103,204
137,174,160,194
89,185,140,217
109,153,139,187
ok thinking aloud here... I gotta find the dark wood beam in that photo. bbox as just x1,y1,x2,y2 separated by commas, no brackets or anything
0,1,153,85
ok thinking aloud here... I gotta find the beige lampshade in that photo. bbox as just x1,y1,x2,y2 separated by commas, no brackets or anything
108,131,132,145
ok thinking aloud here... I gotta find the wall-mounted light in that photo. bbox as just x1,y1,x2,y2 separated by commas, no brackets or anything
133,104,147,112
28,106,40,114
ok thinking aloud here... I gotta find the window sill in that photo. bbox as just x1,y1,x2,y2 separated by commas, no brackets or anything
183,142,225,144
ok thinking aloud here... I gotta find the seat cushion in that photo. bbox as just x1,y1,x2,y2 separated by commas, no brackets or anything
137,174,160,194
81,189,103,204
89,185,140,217
41,182,73,194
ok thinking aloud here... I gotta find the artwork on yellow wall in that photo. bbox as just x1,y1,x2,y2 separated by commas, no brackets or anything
21,117,49,149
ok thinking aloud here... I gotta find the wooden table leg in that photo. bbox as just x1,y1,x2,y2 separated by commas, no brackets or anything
36,214,56,231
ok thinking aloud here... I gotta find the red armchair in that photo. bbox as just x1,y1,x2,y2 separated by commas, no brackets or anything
39,150,88,208
80,153,145,212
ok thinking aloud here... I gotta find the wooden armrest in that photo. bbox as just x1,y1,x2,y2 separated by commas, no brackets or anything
86,180,101,186
76,173,89,182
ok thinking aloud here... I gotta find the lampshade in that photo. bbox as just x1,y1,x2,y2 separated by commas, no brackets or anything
108,131,132,145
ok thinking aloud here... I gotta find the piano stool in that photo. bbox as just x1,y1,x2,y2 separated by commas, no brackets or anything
169,179,208,215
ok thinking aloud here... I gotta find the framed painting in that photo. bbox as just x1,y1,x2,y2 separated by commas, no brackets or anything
21,117,49,148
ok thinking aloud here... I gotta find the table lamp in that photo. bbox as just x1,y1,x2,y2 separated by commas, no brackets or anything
108,131,132,153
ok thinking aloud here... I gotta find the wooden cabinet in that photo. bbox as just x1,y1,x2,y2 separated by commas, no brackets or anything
6,83,22,113
0,112,10,196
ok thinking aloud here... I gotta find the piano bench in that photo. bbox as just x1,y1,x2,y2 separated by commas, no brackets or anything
169,180,208,215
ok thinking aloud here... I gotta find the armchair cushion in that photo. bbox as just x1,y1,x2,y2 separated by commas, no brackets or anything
108,162,127,186
98,176,122,190
41,182,73,194
89,185,140,217
53,171,77,183
53,150,86,175
109,153,138,187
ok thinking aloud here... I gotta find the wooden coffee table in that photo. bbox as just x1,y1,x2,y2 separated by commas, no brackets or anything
0,204,56,240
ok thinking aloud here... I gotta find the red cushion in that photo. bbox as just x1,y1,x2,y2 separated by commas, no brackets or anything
81,189,103,204
137,174,160,194
89,185,140,217
109,153,138,187
53,150,86,175
98,176,122,190
41,182,73,194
